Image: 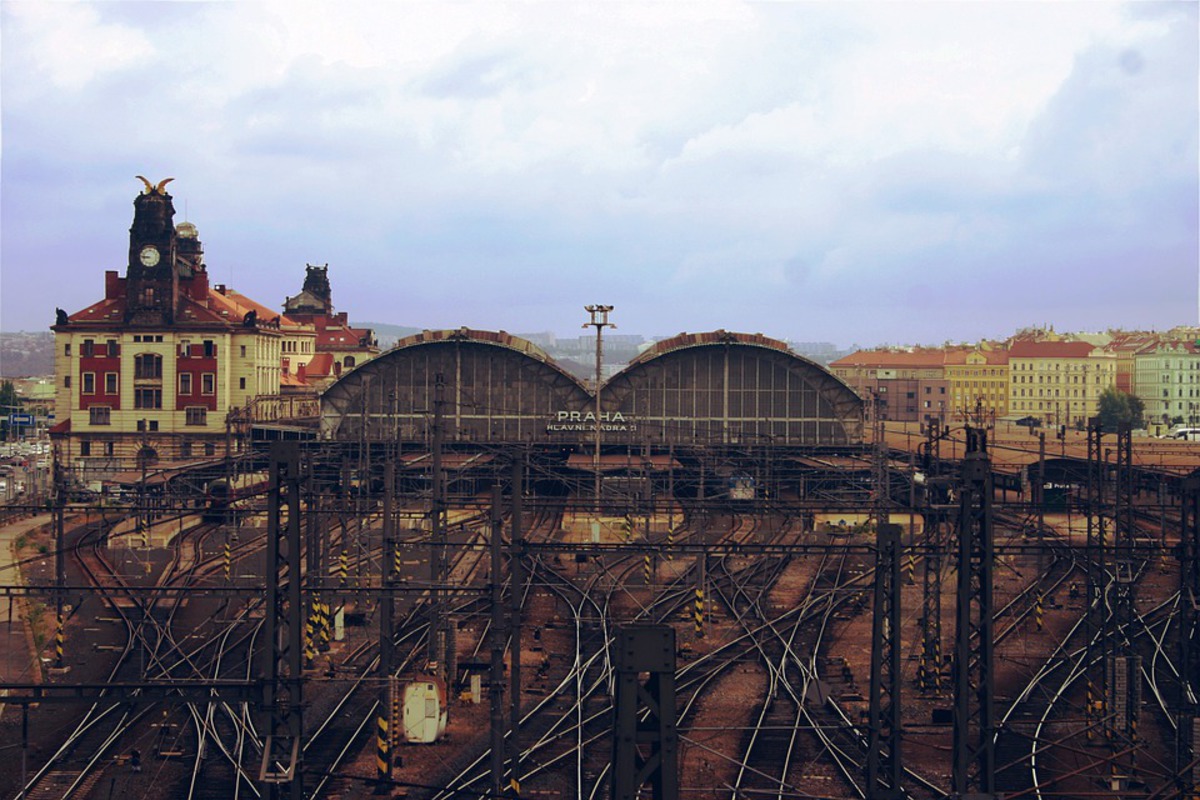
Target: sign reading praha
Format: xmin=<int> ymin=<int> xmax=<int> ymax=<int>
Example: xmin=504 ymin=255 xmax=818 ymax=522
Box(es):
xmin=547 ymin=410 xmax=636 ymax=433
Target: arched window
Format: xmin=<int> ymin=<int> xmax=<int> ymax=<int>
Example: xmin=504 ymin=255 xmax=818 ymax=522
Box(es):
xmin=135 ymin=353 xmax=163 ymax=379
xmin=137 ymin=446 xmax=158 ymax=468
xmin=343 ymin=356 xmax=356 ymax=368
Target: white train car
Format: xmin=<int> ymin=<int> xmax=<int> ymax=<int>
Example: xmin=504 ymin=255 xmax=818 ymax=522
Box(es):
xmin=402 ymin=677 xmax=448 ymax=744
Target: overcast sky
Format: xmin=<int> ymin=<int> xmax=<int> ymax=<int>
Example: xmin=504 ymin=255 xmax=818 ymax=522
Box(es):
xmin=1 ymin=1 xmax=1196 ymax=347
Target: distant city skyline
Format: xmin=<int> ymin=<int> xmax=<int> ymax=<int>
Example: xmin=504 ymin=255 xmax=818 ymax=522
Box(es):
xmin=2 ymin=2 xmax=1196 ymax=345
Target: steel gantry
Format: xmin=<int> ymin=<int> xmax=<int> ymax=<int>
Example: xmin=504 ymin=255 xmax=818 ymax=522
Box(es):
xmin=918 ymin=420 xmax=948 ymax=692
xmin=1179 ymin=474 xmax=1200 ymax=797
xmin=259 ymin=442 xmax=304 ymax=798
xmin=867 ymin=522 xmax=904 ymax=799
xmin=611 ymin=624 xmax=678 ymax=800
xmin=952 ymin=426 xmax=997 ymax=799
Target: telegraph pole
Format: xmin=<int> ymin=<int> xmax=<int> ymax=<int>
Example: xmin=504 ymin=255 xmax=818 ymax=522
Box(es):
xmin=583 ymin=305 xmax=614 ymax=514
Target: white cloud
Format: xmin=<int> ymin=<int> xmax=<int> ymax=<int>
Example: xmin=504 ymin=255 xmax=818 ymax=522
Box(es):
xmin=1 ymin=1 xmax=1194 ymax=343
xmin=5 ymin=3 xmax=154 ymax=91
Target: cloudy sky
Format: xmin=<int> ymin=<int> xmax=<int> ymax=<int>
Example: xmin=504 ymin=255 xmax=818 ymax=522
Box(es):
xmin=1 ymin=1 xmax=1196 ymax=347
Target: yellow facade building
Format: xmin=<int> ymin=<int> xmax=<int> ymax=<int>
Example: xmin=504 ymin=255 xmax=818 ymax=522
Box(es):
xmin=1008 ymin=340 xmax=1116 ymax=427
xmin=50 ymin=180 xmax=374 ymax=484
xmin=944 ymin=348 xmax=1009 ymax=422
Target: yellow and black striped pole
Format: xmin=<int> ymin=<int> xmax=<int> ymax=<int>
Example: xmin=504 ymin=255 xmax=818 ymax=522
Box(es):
xmin=1035 ymin=593 xmax=1044 ymax=632
xmin=932 ymin=639 xmax=942 ymax=690
xmin=323 ymin=600 xmax=333 ymax=649
xmin=55 ymin=613 xmax=65 ymax=666
xmin=337 ymin=550 xmax=349 ymax=586
xmin=223 ymin=542 xmax=232 ymax=580
xmin=665 ymin=526 xmax=674 ymax=560
xmin=694 ymin=588 xmax=704 ymax=637
xmin=905 ymin=549 xmax=916 ymax=585
xmin=643 ymin=553 xmax=652 ymax=584
xmin=376 ymin=711 xmax=391 ymax=782
xmin=304 ymin=610 xmax=317 ymax=668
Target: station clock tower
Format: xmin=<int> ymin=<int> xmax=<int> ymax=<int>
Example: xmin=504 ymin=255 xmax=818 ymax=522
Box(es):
xmin=125 ymin=177 xmax=180 ymax=325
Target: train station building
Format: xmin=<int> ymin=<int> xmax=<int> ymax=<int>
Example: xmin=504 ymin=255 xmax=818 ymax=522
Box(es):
xmin=50 ymin=180 xmax=378 ymax=486
xmin=319 ymin=328 xmax=866 ymax=503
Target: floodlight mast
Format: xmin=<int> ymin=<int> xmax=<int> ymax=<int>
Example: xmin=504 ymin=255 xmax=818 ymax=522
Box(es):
xmin=583 ymin=305 xmax=615 ymax=515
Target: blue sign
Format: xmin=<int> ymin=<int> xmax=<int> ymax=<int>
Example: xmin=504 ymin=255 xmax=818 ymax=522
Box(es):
xmin=8 ymin=414 xmax=34 ymax=426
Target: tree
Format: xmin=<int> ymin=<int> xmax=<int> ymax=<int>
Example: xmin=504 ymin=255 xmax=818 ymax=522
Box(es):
xmin=0 ymin=380 xmax=17 ymax=441
xmin=1097 ymin=386 xmax=1144 ymax=432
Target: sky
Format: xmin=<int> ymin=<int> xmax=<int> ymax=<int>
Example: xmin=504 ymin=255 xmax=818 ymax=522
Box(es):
xmin=1 ymin=1 xmax=1196 ymax=348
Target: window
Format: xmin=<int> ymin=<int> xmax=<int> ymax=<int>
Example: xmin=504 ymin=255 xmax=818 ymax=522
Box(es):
xmin=186 ymin=407 xmax=207 ymax=426
xmin=181 ymin=441 xmax=192 ymax=458
xmin=64 ymin=375 xmax=71 ymax=388
xmin=204 ymin=443 xmax=216 ymax=456
xmin=82 ymin=339 xmax=95 ymax=357
xmin=180 ymin=341 xmax=191 ymax=358
xmin=134 ymin=388 xmax=162 ymax=409
xmin=82 ymin=372 xmax=95 ymax=394
xmin=136 ymin=419 xmax=160 ymax=432
xmin=344 ymin=356 xmax=356 ymax=368
xmin=104 ymin=441 xmax=114 ymax=457
xmin=203 ymin=340 xmax=215 ymax=357
xmin=65 ymin=343 xmax=71 ymax=356
xmin=240 ymin=345 xmax=247 ymax=358
xmin=89 ymin=406 xmax=110 ymax=425
xmin=106 ymin=340 xmax=120 ymax=357
xmin=239 ymin=377 xmax=246 ymax=390
xmin=135 ymin=353 xmax=163 ymax=379
xmin=179 ymin=373 xmax=193 ymax=395
xmin=105 ymin=373 xmax=118 ymax=394
xmin=80 ymin=441 xmax=91 ymax=456
xmin=201 ymin=373 xmax=215 ymax=395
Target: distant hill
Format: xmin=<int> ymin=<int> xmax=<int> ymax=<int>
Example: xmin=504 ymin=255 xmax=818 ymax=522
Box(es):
xmin=353 ymin=322 xmax=422 ymax=350
xmin=0 ymin=331 xmax=54 ymax=378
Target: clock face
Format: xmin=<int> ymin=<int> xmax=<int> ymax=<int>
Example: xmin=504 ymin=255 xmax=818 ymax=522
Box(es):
xmin=139 ymin=245 xmax=160 ymax=267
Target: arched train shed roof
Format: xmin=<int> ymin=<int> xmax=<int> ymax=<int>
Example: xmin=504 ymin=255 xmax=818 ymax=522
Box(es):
xmin=320 ymin=328 xmax=591 ymax=442
xmin=321 ymin=328 xmax=863 ymax=445
xmin=605 ymin=330 xmax=863 ymax=446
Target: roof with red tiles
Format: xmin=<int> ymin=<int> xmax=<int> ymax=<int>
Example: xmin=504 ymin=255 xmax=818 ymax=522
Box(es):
xmin=66 ymin=281 xmax=304 ymax=331
xmin=1135 ymin=339 xmax=1200 ymax=356
xmin=942 ymin=349 xmax=1009 ymax=366
xmin=829 ymin=348 xmax=950 ymax=368
xmin=302 ymin=352 xmax=335 ymax=378
xmin=1008 ymin=340 xmax=1099 ymax=358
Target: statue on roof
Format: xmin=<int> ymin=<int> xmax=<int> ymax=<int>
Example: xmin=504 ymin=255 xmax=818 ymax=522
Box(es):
xmin=135 ymin=176 xmax=175 ymax=195
xmin=302 ymin=263 xmax=332 ymax=301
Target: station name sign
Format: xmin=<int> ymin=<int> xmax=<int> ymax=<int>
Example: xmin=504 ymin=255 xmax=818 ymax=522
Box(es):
xmin=547 ymin=410 xmax=636 ymax=433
